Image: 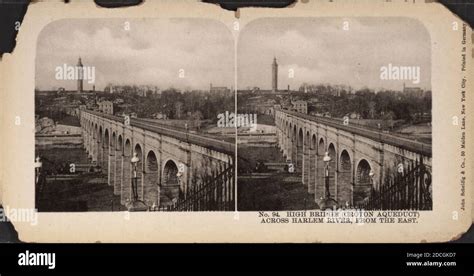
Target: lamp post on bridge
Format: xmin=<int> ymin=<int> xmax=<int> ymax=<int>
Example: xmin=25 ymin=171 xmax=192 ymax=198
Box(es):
xmin=319 ymin=151 xmax=338 ymax=210
xmin=131 ymin=153 xmax=139 ymax=202
xmin=35 ymin=156 xmax=42 ymax=185
xmin=176 ymin=171 xmax=185 ymax=200
xmin=35 ymin=156 xmax=44 ymax=206
xmin=369 ymin=169 xmax=375 ymax=208
xmin=369 ymin=169 xmax=375 ymax=188
xmin=125 ymin=152 xmax=148 ymax=211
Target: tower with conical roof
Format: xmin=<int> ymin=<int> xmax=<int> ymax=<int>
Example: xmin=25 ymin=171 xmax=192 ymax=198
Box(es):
xmin=272 ymin=57 xmax=278 ymax=93
xmin=77 ymin=57 xmax=83 ymax=92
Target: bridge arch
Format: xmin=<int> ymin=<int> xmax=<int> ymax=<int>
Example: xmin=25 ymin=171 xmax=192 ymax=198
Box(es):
xmin=144 ymin=150 xmax=159 ymax=206
xmin=122 ymin=138 xmax=132 ymax=203
xmin=114 ymin=134 xmax=124 ymax=194
xmin=133 ymin=143 xmax=144 ymax=200
xmin=339 ymin=146 xmax=353 ymax=162
xmin=94 ymin=123 xmax=98 ymax=139
xmin=315 ymin=137 xmax=326 ymax=200
xmin=297 ymin=128 xmax=304 ymax=170
xmin=106 ymin=127 xmax=111 ymax=141
xmin=98 ymin=126 xmax=104 ymax=166
xmin=161 ymin=159 xmax=182 ymax=207
xmin=104 ymin=129 xmax=109 ymax=146
xmin=301 ymin=129 xmax=310 ymax=186
xmin=328 ymin=142 xmax=336 ymax=155
xmin=117 ymin=135 xmax=123 ymax=152
xmin=318 ymin=137 xmax=325 ymax=151
xmin=354 ymin=159 xmax=373 ymax=206
xmin=109 ymin=131 xmax=117 ymax=190
xmin=327 ymin=143 xmax=337 ymax=197
xmin=282 ymin=121 xmax=290 ymax=159
xmin=111 ymin=132 xmax=116 ymax=148
xmin=103 ymin=129 xmax=110 ymax=176
xmin=338 ymin=149 xmax=352 ymax=206
xmin=124 ymin=139 xmax=132 ymax=156
xmin=291 ymin=125 xmax=297 ymax=163
xmin=306 ymin=133 xmax=318 ymax=194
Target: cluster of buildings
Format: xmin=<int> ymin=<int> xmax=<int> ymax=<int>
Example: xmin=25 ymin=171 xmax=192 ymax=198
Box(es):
xmin=210 ymin=83 xmax=231 ymax=95
xmin=97 ymin=101 xmax=114 ymax=114
xmin=291 ymin=100 xmax=307 ymax=114
xmin=104 ymin=84 xmax=160 ymax=97
xmin=402 ymin=83 xmax=428 ymax=97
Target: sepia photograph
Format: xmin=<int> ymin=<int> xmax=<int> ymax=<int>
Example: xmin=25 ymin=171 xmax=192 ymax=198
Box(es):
xmin=237 ymin=17 xmax=433 ymax=211
xmin=34 ymin=18 xmax=236 ymax=212
xmin=0 ymin=0 xmax=471 ymax=246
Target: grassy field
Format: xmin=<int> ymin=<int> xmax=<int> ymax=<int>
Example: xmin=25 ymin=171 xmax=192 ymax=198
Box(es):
xmin=36 ymin=147 xmax=124 ymax=212
xmin=237 ymin=145 xmax=318 ymax=211
xmin=394 ymin=123 xmax=432 ymax=144
xmin=238 ymin=145 xmax=284 ymax=172
xmin=38 ymin=174 xmax=124 ymax=212
xmin=256 ymin=114 xmax=275 ymax=126
xmin=238 ymin=172 xmax=318 ymax=211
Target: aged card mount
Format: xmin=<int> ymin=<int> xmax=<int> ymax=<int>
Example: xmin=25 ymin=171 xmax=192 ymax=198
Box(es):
xmin=0 ymin=1 xmax=472 ymax=242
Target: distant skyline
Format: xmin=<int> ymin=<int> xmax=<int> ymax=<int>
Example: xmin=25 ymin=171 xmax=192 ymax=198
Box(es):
xmin=238 ymin=17 xmax=431 ymax=91
xmin=36 ymin=19 xmax=234 ymax=91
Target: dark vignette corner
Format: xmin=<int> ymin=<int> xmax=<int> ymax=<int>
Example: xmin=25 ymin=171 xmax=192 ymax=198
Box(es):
xmin=0 ymin=0 xmax=473 ymax=243
xmin=1 ymin=0 xmax=473 ymax=55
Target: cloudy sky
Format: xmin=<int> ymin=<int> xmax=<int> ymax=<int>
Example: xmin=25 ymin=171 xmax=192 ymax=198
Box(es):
xmin=36 ymin=19 xmax=234 ymax=91
xmin=238 ymin=17 xmax=431 ymax=91
xmin=36 ymin=17 xmax=431 ymax=92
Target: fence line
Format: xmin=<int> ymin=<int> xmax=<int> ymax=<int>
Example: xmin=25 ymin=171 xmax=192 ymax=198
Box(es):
xmin=357 ymin=158 xmax=432 ymax=210
xmin=158 ymin=164 xmax=235 ymax=212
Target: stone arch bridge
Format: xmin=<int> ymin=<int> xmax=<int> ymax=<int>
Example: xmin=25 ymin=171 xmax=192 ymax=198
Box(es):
xmin=80 ymin=110 xmax=235 ymax=211
xmin=275 ymin=109 xmax=432 ymax=208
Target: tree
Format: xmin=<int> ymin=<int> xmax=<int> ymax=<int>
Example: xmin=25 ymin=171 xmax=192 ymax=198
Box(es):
xmin=174 ymin=101 xmax=183 ymax=119
xmin=191 ymin=111 xmax=203 ymax=130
